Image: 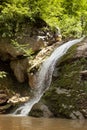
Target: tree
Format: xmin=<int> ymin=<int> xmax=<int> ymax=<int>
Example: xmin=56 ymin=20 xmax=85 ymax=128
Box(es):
xmin=0 ymin=0 xmax=87 ymax=38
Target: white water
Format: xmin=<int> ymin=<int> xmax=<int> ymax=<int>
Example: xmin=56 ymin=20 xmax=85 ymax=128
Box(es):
xmin=13 ymin=37 xmax=84 ymax=116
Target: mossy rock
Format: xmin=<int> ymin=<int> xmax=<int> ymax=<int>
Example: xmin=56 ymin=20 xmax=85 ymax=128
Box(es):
xmin=42 ymin=43 xmax=87 ymax=119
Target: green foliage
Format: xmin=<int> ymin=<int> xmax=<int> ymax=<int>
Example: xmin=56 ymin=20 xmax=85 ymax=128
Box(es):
xmin=44 ymin=0 xmax=87 ymax=38
xmin=0 ymin=0 xmax=30 ymax=37
xmin=11 ymin=40 xmax=33 ymax=57
xmin=0 ymin=71 xmax=7 ymax=78
xmin=60 ymin=0 xmax=87 ymax=37
xmin=57 ymin=16 xmax=82 ymax=38
xmin=0 ymin=0 xmax=87 ymax=38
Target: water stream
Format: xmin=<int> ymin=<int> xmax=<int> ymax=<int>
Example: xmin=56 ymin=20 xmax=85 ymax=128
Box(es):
xmin=13 ymin=37 xmax=84 ymax=116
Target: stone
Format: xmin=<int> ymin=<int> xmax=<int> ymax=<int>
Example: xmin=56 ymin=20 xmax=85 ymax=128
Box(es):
xmin=29 ymin=102 xmax=53 ymax=117
xmin=0 ymin=94 xmax=8 ymax=105
xmin=28 ymin=42 xmax=62 ymax=88
xmin=76 ymin=42 xmax=87 ymax=58
xmin=0 ymin=37 xmax=23 ymax=60
xmin=0 ymin=90 xmax=11 ymax=113
xmin=80 ymin=70 xmax=87 ymax=76
xmin=70 ymin=111 xmax=84 ymax=119
xmin=28 ymin=72 xmax=38 ymax=88
xmin=8 ymin=94 xmax=29 ymax=104
xmin=80 ymin=70 xmax=87 ymax=80
xmin=10 ymin=59 xmax=29 ymax=83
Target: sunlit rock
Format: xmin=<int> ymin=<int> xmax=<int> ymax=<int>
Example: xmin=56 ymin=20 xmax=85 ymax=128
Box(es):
xmin=8 ymin=94 xmax=29 ymax=104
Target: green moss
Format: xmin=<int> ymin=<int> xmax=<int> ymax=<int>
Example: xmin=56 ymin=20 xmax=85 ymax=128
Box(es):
xmin=59 ymin=44 xmax=78 ymax=64
xmin=44 ymin=89 xmax=77 ymax=118
xmin=53 ymin=57 xmax=87 ymax=90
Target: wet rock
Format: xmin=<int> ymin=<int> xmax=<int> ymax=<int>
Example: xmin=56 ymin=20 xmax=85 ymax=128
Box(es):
xmin=29 ymin=102 xmax=53 ymax=117
xmin=29 ymin=43 xmax=61 ymax=70
xmin=28 ymin=42 xmax=62 ymax=88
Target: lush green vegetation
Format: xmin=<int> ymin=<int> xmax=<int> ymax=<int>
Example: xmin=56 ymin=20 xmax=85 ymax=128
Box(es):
xmin=0 ymin=0 xmax=87 ymax=38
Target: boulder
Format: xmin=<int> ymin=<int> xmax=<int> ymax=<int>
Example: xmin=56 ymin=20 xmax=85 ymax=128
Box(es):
xmin=29 ymin=102 xmax=53 ymax=117
xmin=10 ymin=58 xmax=29 ymax=83
xmin=0 ymin=38 xmax=22 ymax=60
xmin=75 ymin=41 xmax=87 ymax=58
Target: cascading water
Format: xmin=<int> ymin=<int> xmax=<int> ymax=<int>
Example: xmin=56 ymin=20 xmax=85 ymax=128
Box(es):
xmin=13 ymin=37 xmax=84 ymax=116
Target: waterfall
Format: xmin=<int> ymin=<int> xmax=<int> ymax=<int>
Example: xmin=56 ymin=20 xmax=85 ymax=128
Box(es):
xmin=13 ymin=37 xmax=84 ymax=116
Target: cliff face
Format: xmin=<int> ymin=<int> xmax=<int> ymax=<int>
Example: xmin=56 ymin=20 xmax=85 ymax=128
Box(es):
xmin=0 ymin=21 xmax=87 ymax=118
xmin=30 ymin=38 xmax=87 ymax=119
xmin=0 ymin=23 xmax=61 ymax=113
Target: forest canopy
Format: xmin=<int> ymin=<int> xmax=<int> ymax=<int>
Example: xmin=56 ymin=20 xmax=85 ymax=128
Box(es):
xmin=0 ymin=0 xmax=87 ymax=38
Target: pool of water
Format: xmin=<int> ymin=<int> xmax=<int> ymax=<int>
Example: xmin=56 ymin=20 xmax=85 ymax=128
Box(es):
xmin=0 ymin=115 xmax=87 ymax=130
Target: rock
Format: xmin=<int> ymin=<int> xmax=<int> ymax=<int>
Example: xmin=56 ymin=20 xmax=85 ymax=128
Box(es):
xmin=36 ymin=37 xmax=87 ymax=119
xmin=8 ymin=94 xmax=29 ymax=104
xmin=0 ymin=104 xmax=11 ymax=114
xmin=0 ymin=90 xmax=11 ymax=113
xmin=15 ymin=24 xmax=62 ymax=51
xmin=76 ymin=42 xmax=87 ymax=58
xmin=28 ymin=72 xmax=38 ymax=88
xmin=0 ymin=23 xmax=61 ymax=63
xmin=29 ymin=42 xmax=61 ymax=71
xmin=29 ymin=102 xmax=53 ymax=117
xmin=53 ymin=67 xmax=59 ymax=77
xmin=29 ymin=36 xmax=45 ymax=51
xmin=28 ymin=42 xmax=62 ymax=88
xmin=10 ymin=58 xmax=29 ymax=83
xmin=0 ymin=37 xmax=23 ymax=60
xmin=0 ymin=94 xmax=8 ymax=105
xmin=80 ymin=70 xmax=87 ymax=80
xmin=52 ymin=26 xmax=62 ymax=42
xmin=80 ymin=70 xmax=87 ymax=75
xmin=70 ymin=111 xmax=84 ymax=119
xmin=17 ymin=35 xmax=45 ymax=52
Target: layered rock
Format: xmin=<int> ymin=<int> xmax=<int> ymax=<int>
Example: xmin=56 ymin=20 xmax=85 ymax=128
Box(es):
xmin=0 ymin=90 xmax=11 ymax=113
